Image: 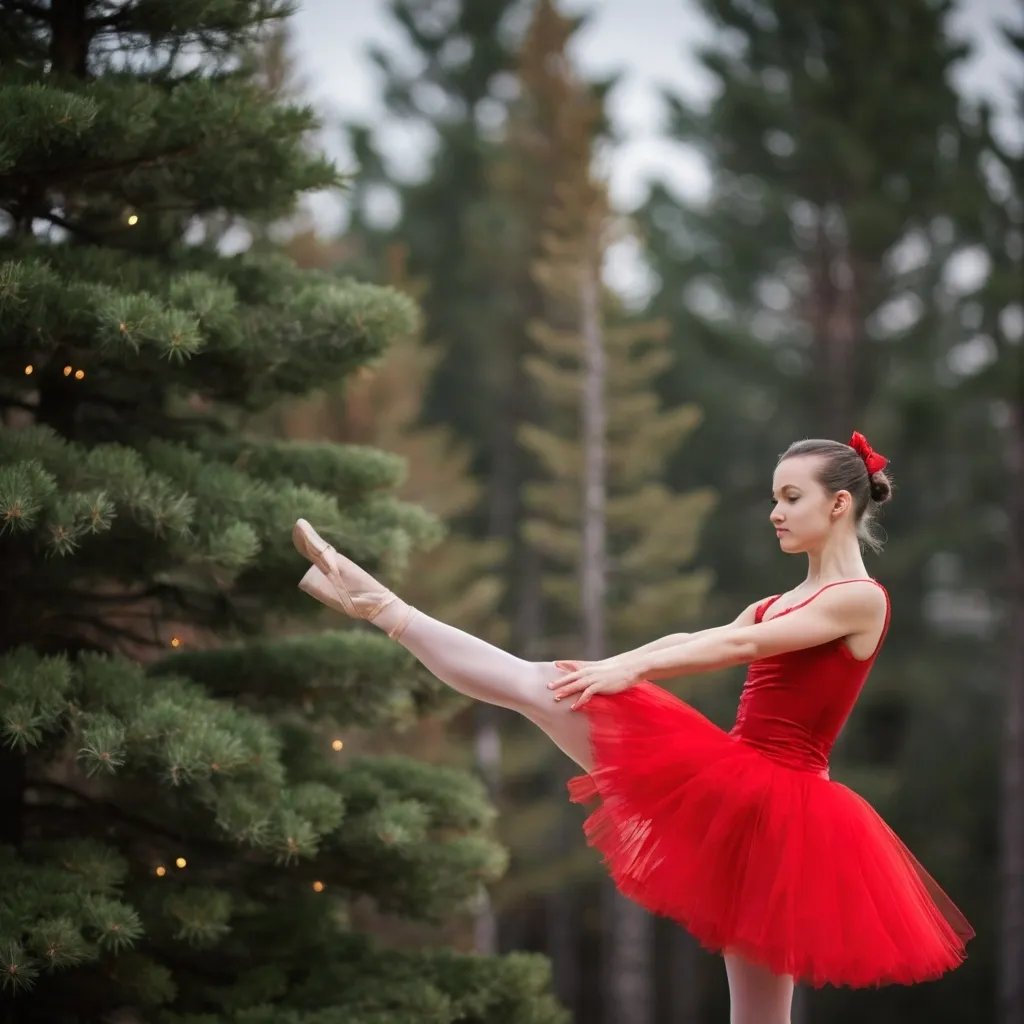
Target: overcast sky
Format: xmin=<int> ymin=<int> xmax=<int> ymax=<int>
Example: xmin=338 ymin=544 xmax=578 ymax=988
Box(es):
xmin=285 ymin=0 xmax=1023 ymax=293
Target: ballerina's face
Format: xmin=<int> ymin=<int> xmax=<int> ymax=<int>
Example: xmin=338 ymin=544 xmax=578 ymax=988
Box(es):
xmin=769 ymin=455 xmax=852 ymax=554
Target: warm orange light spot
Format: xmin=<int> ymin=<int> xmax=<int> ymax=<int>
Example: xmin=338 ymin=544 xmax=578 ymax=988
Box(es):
xmin=175 ymin=857 xmax=187 ymax=869
xmin=155 ymin=866 xmax=166 ymax=877
xmin=331 ymin=739 xmax=343 ymax=751
xmin=312 ymin=881 xmax=324 ymax=892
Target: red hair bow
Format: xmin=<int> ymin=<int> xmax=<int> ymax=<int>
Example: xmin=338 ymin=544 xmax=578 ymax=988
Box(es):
xmin=849 ymin=431 xmax=887 ymax=474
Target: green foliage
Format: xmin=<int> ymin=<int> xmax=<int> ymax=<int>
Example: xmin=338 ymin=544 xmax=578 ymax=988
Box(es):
xmin=522 ymin=307 xmax=716 ymax=647
xmin=0 ymin=3 xmax=563 ymax=1022
xmin=155 ymin=933 xmax=566 ymax=1024
xmin=341 ymin=0 xmax=527 ymax=450
xmin=640 ymin=0 xmax=979 ymax=601
xmin=513 ymin=7 xmax=713 ymax=652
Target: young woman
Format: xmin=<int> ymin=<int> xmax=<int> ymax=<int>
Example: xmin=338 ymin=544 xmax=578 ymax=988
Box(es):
xmin=291 ymin=432 xmax=973 ymax=1024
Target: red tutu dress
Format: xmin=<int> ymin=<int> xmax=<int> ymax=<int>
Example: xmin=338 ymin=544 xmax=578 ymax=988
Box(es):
xmin=568 ymin=580 xmax=974 ymax=988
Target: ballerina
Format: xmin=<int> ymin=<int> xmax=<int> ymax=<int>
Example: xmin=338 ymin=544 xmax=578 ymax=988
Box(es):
xmin=292 ymin=431 xmax=972 ymax=1024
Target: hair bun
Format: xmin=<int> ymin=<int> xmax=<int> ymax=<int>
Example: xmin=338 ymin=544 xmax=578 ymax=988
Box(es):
xmin=869 ymin=471 xmax=892 ymax=505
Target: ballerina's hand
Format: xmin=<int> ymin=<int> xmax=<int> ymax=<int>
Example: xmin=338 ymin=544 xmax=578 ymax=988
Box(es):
xmin=548 ymin=658 xmax=642 ymax=710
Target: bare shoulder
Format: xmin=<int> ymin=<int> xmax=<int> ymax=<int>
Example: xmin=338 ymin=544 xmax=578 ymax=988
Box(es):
xmin=818 ymin=579 xmax=888 ymax=625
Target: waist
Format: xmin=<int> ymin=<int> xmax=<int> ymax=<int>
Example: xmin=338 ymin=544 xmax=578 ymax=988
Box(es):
xmin=728 ymin=721 xmax=831 ymax=779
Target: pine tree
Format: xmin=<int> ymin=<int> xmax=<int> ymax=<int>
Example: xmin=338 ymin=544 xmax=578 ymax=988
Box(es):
xmin=523 ymin=273 xmax=715 ymax=653
xmin=275 ymin=228 xmax=511 ymax=957
xmin=343 ymin=0 xmax=523 ymax=452
xmin=344 ymin=0 xmax=610 ymax=657
xmin=521 ymin=178 xmax=713 ymax=658
xmin=515 ymin=23 xmax=713 ymax=1024
xmin=338 ymin=2 xmax=548 ymax=967
xmin=473 ymin=3 xmax=603 ymax=1011
xmin=277 ymin=238 xmax=507 ymax=649
xmin=640 ymin=0 xmax=978 ymax=608
xmin=0 ymin=4 xmax=566 ymax=1022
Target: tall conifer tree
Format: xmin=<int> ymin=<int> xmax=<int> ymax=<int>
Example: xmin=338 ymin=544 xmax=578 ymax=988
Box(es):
xmin=515 ymin=7 xmax=713 ymax=1021
xmin=0 ymin=4 xmax=565 ymax=1021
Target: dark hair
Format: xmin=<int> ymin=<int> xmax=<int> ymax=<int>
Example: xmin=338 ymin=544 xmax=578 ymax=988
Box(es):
xmin=778 ymin=438 xmax=893 ymax=554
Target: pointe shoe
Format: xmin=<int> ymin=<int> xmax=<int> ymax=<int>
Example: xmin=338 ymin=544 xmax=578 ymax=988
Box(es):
xmin=298 ymin=565 xmax=349 ymax=616
xmin=299 ymin=564 xmax=403 ymax=623
xmin=292 ymin=519 xmax=416 ymax=640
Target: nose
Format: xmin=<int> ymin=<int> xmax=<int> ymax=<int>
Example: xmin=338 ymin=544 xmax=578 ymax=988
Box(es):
xmin=770 ymin=509 xmax=784 ymax=525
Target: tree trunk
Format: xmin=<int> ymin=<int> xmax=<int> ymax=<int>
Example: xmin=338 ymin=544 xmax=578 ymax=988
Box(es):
xmin=545 ymin=829 xmax=580 ymax=1012
xmin=665 ymin=926 xmax=700 ymax=1022
xmin=791 ymin=982 xmax=809 ymax=1024
xmin=809 ymin=214 xmax=858 ymax=439
xmin=1001 ymin=399 xmax=1024 ymax=1024
xmin=798 ymin=214 xmax=867 ymax=1024
xmin=475 ymin=298 xmax=526 ymax=955
xmin=603 ymin=887 xmax=656 ymax=1024
xmin=579 ymin=263 xmax=607 ymax=665
xmin=473 ymin=361 xmax=512 ymax=955
xmin=49 ymin=0 xmax=91 ymax=78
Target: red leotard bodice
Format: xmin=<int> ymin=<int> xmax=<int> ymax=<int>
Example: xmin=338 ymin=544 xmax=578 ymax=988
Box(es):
xmin=729 ymin=580 xmax=891 ymax=778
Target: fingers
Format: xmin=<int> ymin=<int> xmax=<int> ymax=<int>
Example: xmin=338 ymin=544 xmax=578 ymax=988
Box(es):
xmin=572 ymin=683 xmax=601 ymax=710
xmin=549 ymin=666 xmax=585 ymax=691
xmin=552 ymin=676 xmax=591 ymax=700
xmin=549 ymin=662 xmax=612 ymax=705
xmin=552 ymin=660 xmax=591 ymax=680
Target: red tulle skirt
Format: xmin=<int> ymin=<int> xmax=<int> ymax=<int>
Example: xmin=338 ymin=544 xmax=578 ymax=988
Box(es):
xmin=568 ymin=682 xmax=974 ymax=988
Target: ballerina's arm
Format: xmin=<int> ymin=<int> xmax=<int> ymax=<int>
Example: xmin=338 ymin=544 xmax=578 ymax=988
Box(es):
xmin=550 ymin=582 xmax=886 ymax=708
xmin=583 ymin=598 xmax=766 ymax=663
xmin=637 ymin=582 xmax=885 ymax=677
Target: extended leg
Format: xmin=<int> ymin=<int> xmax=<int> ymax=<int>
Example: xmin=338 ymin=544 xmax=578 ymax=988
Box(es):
xmin=724 ymin=952 xmax=794 ymax=1024
xmin=387 ymin=606 xmax=593 ymax=769
xmin=293 ymin=531 xmax=594 ymax=770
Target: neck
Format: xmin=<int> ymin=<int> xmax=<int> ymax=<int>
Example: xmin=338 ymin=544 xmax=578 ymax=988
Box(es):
xmin=804 ymin=532 xmax=868 ymax=584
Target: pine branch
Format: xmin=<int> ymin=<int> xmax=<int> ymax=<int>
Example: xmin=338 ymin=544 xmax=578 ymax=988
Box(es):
xmin=49 ymin=611 xmax=158 ymax=651
xmin=28 ymin=779 xmax=240 ymax=857
xmin=35 ymin=210 xmax=102 ymax=244
xmin=2 ymin=141 xmax=207 ymax=196
xmin=48 ymin=586 xmax=163 ymax=606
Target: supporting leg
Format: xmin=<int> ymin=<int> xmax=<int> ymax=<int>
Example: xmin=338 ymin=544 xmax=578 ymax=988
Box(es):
xmin=724 ymin=952 xmax=794 ymax=1024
